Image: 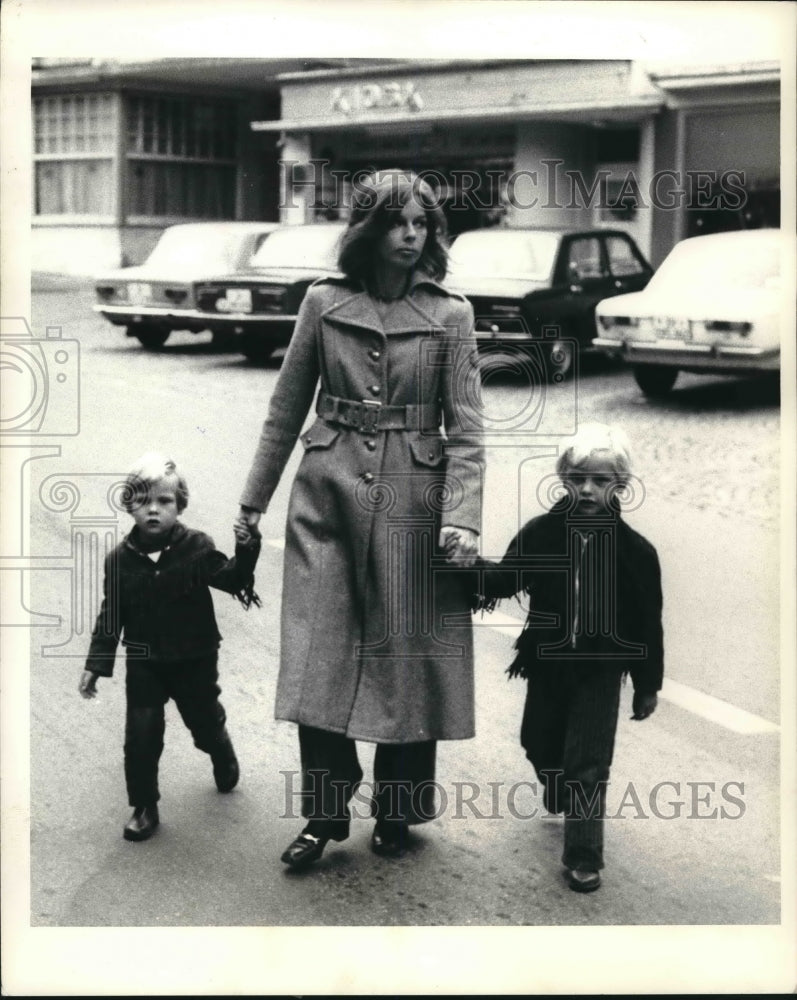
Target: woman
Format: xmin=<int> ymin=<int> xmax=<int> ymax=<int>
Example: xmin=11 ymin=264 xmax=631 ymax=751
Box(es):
xmin=237 ymin=170 xmax=485 ymax=868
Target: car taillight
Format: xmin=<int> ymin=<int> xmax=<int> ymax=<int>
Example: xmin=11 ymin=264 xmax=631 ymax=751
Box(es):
xmin=96 ymin=285 xmax=122 ymax=301
xmin=704 ymin=321 xmax=752 ymax=337
xmin=599 ymin=315 xmax=639 ymax=329
xmin=164 ymin=288 xmax=188 ymax=304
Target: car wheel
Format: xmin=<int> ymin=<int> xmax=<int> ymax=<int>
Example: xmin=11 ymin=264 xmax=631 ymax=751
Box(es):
xmin=546 ymin=339 xmax=575 ymax=383
xmin=240 ymin=334 xmax=275 ymax=363
xmin=633 ymin=365 xmax=679 ymax=397
xmin=130 ymin=325 xmax=170 ymax=350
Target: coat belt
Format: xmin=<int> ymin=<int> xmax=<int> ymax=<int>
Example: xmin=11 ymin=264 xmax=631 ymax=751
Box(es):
xmin=317 ymin=392 xmax=441 ymax=434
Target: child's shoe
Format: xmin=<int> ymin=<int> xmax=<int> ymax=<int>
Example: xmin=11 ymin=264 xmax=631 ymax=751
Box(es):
xmin=211 ymin=730 xmax=240 ymax=792
xmin=123 ymin=804 xmax=159 ymax=842
xmin=565 ymin=868 xmax=601 ymax=892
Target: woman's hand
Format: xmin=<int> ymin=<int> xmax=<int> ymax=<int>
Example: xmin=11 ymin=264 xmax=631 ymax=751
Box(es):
xmin=439 ymin=525 xmax=479 ymax=567
xmin=237 ymin=506 xmax=262 ymax=531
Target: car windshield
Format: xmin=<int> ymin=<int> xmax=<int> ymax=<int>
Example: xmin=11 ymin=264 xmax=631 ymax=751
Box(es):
xmin=145 ymin=227 xmax=254 ymax=271
xmin=447 ymin=230 xmax=560 ymax=280
xmin=250 ymin=225 xmax=344 ymax=269
xmin=649 ymin=235 xmax=781 ymax=291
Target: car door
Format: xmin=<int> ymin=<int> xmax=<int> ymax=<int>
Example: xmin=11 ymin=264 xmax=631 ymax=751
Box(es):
xmin=556 ymin=235 xmax=615 ymax=346
xmin=603 ymin=233 xmax=653 ymax=297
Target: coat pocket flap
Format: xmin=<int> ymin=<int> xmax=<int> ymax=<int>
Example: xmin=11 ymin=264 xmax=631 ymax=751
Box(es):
xmin=301 ymin=419 xmax=341 ymax=451
xmin=408 ymin=433 xmax=445 ymax=467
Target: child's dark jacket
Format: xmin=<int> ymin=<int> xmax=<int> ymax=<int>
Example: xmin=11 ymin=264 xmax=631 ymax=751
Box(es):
xmin=475 ymin=500 xmax=663 ymax=693
xmin=86 ymin=522 xmax=260 ymax=676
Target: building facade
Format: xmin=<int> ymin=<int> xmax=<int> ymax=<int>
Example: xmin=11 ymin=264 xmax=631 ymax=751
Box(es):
xmin=31 ymin=58 xmax=780 ymax=273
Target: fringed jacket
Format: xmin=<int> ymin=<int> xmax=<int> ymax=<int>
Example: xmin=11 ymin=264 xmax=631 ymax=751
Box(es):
xmin=86 ymin=522 xmax=260 ymax=675
xmin=475 ymin=500 xmax=664 ymax=693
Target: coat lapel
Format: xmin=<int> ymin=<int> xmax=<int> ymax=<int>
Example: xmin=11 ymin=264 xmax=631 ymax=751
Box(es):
xmin=320 ymin=273 xmax=450 ymax=336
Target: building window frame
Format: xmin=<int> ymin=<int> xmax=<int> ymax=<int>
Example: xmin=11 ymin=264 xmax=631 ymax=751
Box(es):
xmin=124 ymin=92 xmax=240 ymax=223
xmin=33 ymin=91 xmax=118 ymax=221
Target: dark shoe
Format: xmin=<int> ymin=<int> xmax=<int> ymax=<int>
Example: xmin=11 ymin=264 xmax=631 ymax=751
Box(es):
xmin=123 ymin=805 xmax=159 ymax=842
xmin=566 ymin=868 xmax=601 ymax=893
xmin=280 ymin=828 xmax=328 ymax=869
xmin=371 ymin=822 xmax=409 ymax=858
xmin=211 ymin=731 xmax=239 ymax=793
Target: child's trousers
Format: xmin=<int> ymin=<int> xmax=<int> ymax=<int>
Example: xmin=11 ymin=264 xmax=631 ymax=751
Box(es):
xmin=520 ymin=663 xmax=623 ymax=871
xmin=124 ymin=653 xmax=228 ymax=807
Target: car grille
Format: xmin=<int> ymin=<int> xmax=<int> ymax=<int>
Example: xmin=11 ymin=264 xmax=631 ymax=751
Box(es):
xmin=196 ymin=283 xmax=288 ymax=314
xmin=466 ymin=295 xmax=528 ymax=335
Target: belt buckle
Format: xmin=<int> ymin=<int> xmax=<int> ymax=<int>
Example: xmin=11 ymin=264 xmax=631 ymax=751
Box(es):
xmin=358 ymin=399 xmax=381 ymax=433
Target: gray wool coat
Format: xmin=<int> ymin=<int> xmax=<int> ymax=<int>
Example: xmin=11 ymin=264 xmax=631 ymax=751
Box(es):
xmin=240 ymin=270 xmax=486 ymax=743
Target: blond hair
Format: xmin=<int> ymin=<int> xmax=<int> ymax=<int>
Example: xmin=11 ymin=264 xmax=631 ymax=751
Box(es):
xmin=122 ymin=452 xmax=189 ymax=512
xmin=556 ymin=422 xmax=632 ymax=486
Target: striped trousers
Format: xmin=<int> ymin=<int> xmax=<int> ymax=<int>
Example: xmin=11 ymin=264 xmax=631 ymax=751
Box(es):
xmin=520 ymin=663 xmax=623 ymax=871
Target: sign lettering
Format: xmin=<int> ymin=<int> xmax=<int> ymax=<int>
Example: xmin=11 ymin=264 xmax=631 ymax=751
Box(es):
xmin=331 ymin=81 xmax=424 ymax=116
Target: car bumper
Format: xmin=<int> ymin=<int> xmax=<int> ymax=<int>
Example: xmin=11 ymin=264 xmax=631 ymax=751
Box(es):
xmin=94 ymin=304 xmax=200 ymax=327
xmin=190 ymin=311 xmax=299 ymax=326
xmin=592 ymin=336 xmax=780 ymax=372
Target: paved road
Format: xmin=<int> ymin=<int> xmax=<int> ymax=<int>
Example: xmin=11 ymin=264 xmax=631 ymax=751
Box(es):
xmin=15 ymin=279 xmax=783 ymax=938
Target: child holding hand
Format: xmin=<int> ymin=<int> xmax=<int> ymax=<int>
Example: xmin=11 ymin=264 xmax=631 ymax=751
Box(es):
xmin=475 ymin=423 xmax=663 ymax=892
xmin=79 ymin=453 xmax=261 ymax=842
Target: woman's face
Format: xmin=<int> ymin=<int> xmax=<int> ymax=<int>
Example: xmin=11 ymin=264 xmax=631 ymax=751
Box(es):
xmin=376 ymin=195 xmax=428 ymax=271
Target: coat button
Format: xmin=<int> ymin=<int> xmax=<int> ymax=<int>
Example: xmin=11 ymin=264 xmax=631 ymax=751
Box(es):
xmin=369 ymin=349 xmax=381 ymax=361
xmin=362 ymin=472 xmax=374 ymax=483
xmin=368 ymin=385 xmax=381 ymax=396
xmin=365 ymin=439 xmax=376 ymax=451
xmin=305 ymin=435 xmax=312 ymax=444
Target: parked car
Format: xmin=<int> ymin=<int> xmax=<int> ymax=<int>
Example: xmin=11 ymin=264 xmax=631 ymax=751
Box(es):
xmin=445 ymin=227 xmax=653 ymax=378
xmin=191 ymin=223 xmax=347 ymax=361
xmin=93 ymin=222 xmax=279 ymax=349
xmin=593 ymin=229 xmax=783 ymax=397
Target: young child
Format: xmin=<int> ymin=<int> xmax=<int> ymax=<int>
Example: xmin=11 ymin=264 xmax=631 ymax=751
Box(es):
xmin=79 ymin=453 xmax=261 ymax=842
xmin=475 ymin=423 xmax=663 ymax=892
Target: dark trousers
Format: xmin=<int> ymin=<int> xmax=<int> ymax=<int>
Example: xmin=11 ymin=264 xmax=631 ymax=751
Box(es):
xmin=124 ymin=653 xmax=227 ymax=807
xmin=297 ymin=725 xmax=437 ymax=841
xmin=521 ymin=664 xmax=622 ymax=871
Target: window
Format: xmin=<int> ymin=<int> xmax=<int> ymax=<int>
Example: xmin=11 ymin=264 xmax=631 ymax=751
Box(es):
xmin=33 ymin=93 xmax=115 ymax=216
xmin=605 ymin=235 xmax=646 ymax=277
xmin=567 ymin=238 xmax=606 ymax=280
xmin=34 ymin=94 xmax=115 ymax=155
xmin=125 ymin=95 xmax=238 ymax=220
xmin=35 ymin=160 xmax=114 ymax=215
xmin=33 ymin=91 xmax=241 ymax=222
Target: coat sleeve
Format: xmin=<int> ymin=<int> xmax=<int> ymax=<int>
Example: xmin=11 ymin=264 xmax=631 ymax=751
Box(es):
xmin=439 ymin=297 xmax=485 ymax=535
xmin=239 ymin=287 xmax=323 ymax=512
xmin=629 ymin=545 xmax=664 ymax=694
xmin=475 ymin=532 xmax=526 ymax=608
xmin=85 ymin=553 xmax=122 ymax=677
xmin=204 ymin=535 xmax=262 ymax=607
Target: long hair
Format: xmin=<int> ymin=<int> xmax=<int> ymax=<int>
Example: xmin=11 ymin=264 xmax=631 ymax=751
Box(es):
xmin=338 ymin=169 xmax=449 ymax=283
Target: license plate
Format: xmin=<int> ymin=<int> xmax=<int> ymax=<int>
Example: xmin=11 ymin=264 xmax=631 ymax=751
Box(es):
xmin=219 ymin=288 xmax=252 ymax=314
xmin=127 ymin=282 xmax=152 ymax=305
xmin=653 ymin=316 xmax=690 ymax=340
